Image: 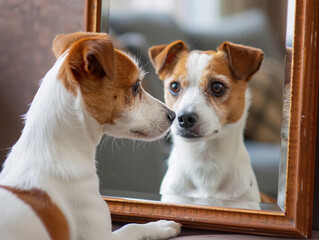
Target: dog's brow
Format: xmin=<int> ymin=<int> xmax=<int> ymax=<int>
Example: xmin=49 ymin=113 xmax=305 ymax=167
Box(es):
xmin=212 ymin=74 xmax=230 ymax=85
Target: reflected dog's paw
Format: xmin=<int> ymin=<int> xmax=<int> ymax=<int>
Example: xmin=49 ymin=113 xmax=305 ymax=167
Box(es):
xmin=145 ymin=220 xmax=181 ymax=239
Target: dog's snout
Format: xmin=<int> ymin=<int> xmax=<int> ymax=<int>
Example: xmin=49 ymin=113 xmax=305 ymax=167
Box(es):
xmin=167 ymin=109 xmax=176 ymax=122
xmin=178 ymin=112 xmax=198 ymax=129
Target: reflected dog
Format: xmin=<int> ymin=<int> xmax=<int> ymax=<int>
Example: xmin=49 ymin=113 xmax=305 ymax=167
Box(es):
xmin=0 ymin=32 xmax=180 ymax=240
xmin=149 ymin=41 xmax=264 ymax=204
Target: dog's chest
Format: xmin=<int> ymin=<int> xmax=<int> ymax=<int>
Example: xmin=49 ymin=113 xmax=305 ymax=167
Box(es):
xmin=186 ymin=158 xmax=234 ymax=191
xmin=175 ymin=149 xmax=246 ymax=199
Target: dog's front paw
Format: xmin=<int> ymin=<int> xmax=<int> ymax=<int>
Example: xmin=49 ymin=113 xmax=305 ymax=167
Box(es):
xmin=145 ymin=220 xmax=181 ymax=239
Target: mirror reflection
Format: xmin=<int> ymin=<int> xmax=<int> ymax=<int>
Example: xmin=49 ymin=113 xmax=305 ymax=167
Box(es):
xmin=97 ymin=0 xmax=293 ymax=210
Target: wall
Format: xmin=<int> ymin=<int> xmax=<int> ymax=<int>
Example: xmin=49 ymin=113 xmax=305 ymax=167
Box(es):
xmin=0 ymin=0 xmax=84 ymax=166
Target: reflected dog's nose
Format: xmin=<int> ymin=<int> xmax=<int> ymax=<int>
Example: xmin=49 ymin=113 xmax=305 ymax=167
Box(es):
xmin=167 ymin=109 xmax=176 ymax=122
xmin=178 ymin=112 xmax=198 ymax=129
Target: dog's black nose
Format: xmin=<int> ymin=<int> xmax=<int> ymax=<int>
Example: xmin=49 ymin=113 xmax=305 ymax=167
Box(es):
xmin=178 ymin=112 xmax=198 ymax=129
xmin=167 ymin=110 xmax=176 ymax=122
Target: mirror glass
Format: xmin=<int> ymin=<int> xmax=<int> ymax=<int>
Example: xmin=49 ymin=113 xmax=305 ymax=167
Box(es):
xmin=97 ymin=0 xmax=295 ymax=211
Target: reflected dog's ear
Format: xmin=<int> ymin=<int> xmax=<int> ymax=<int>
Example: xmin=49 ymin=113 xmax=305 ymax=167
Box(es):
xmin=218 ymin=41 xmax=264 ymax=81
xmin=148 ymin=40 xmax=188 ymax=75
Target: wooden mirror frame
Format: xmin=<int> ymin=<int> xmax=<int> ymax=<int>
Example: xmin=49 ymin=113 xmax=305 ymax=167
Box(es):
xmin=84 ymin=0 xmax=319 ymax=238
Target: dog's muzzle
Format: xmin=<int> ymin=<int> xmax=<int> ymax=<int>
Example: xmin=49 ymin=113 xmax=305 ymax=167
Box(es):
xmin=177 ymin=111 xmax=198 ymax=129
xmin=175 ymin=111 xmax=203 ymax=139
xmin=167 ymin=109 xmax=176 ymax=122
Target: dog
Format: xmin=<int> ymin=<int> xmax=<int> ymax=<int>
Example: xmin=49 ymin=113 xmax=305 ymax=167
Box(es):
xmin=0 ymin=32 xmax=181 ymax=240
xmin=148 ymin=40 xmax=264 ymax=205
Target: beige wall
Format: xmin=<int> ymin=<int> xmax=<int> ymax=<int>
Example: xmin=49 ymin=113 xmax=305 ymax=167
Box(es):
xmin=0 ymin=0 xmax=85 ymax=166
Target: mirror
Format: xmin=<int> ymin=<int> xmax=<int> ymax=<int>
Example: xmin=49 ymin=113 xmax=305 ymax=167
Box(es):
xmin=85 ymin=0 xmax=318 ymax=238
xmin=96 ymin=0 xmax=292 ymax=211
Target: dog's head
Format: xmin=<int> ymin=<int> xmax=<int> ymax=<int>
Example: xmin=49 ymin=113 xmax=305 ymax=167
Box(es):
xmin=149 ymin=41 xmax=263 ymax=141
xmin=53 ymin=32 xmax=175 ymax=140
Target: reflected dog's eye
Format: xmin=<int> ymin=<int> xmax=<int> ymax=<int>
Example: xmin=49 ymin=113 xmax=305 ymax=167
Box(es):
xmin=170 ymin=82 xmax=181 ymax=95
xmin=132 ymin=81 xmax=140 ymax=96
xmin=211 ymin=82 xmax=226 ymax=97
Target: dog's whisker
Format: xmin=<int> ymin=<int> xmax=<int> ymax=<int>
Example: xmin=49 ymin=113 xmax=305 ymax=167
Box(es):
xmin=138 ymin=50 xmax=143 ymax=63
xmin=132 ymin=140 xmax=136 ymax=152
xmin=97 ymin=136 xmax=108 ymax=155
xmin=104 ymin=136 xmax=109 ymax=149
xmin=165 ymin=130 xmax=172 ymax=141
xmin=114 ymin=138 xmax=121 ymax=151
xmin=142 ymin=60 xmax=151 ymax=69
xmin=111 ymin=137 xmax=117 ymax=157
xmin=98 ymin=135 xmax=109 ymax=154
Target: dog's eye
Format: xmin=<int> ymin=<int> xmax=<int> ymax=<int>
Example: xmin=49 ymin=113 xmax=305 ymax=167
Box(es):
xmin=132 ymin=81 xmax=140 ymax=96
xmin=170 ymin=82 xmax=181 ymax=95
xmin=211 ymin=82 xmax=225 ymax=97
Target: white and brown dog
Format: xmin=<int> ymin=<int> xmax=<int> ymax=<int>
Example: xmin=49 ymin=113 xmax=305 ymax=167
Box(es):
xmin=149 ymin=41 xmax=264 ymax=205
xmin=0 ymin=32 xmax=181 ymax=240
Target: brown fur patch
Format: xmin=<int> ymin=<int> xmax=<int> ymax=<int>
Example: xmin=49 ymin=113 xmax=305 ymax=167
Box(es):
xmin=162 ymin=51 xmax=189 ymax=109
xmin=0 ymin=185 xmax=70 ymax=240
xmin=218 ymin=41 xmax=264 ymax=81
xmin=148 ymin=40 xmax=188 ymax=74
xmin=201 ymin=51 xmax=247 ymax=124
xmin=57 ymin=33 xmax=114 ymax=96
xmin=53 ymin=32 xmax=108 ymax=59
xmin=54 ymin=32 xmax=141 ymax=125
xmin=79 ymin=49 xmax=139 ymax=124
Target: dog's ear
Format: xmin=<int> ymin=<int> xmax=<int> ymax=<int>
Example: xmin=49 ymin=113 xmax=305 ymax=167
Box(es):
xmin=148 ymin=40 xmax=188 ymax=75
xmin=218 ymin=42 xmax=264 ymax=81
xmin=53 ymin=32 xmax=107 ymax=59
xmin=70 ymin=37 xmax=115 ymax=81
xmin=58 ymin=36 xmax=114 ymax=95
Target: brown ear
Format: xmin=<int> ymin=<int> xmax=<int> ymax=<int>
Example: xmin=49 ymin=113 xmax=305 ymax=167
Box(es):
xmin=69 ymin=37 xmax=115 ymax=81
xmin=218 ymin=42 xmax=264 ymax=81
xmin=52 ymin=32 xmax=107 ymax=59
xmin=148 ymin=40 xmax=188 ymax=74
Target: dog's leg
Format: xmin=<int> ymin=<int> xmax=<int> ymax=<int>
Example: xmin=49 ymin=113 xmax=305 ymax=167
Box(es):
xmin=112 ymin=220 xmax=181 ymax=240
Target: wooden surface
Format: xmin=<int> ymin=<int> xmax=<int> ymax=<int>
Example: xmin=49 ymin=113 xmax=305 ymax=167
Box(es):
xmin=287 ymin=0 xmax=319 ymax=237
xmin=85 ymin=0 xmax=319 ymax=238
xmin=84 ymin=0 xmax=101 ymax=32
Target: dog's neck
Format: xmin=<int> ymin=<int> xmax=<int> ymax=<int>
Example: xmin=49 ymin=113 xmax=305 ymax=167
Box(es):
xmin=1 ymin=53 xmax=102 ymax=185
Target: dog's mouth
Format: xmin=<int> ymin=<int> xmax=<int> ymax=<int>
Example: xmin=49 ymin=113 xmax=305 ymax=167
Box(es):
xmin=176 ymin=129 xmax=203 ymax=139
xmin=176 ymin=129 xmax=220 ymax=141
xmin=130 ymin=129 xmax=147 ymax=137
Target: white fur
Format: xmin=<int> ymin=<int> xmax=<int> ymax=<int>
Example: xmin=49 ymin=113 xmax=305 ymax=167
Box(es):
xmin=160 ymin=52 xmax=260 ymax=207
xmin=0 ymin=51 xmax=180 ymax=239
xmin=103 ymin=89 xmax=172 ymax=140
